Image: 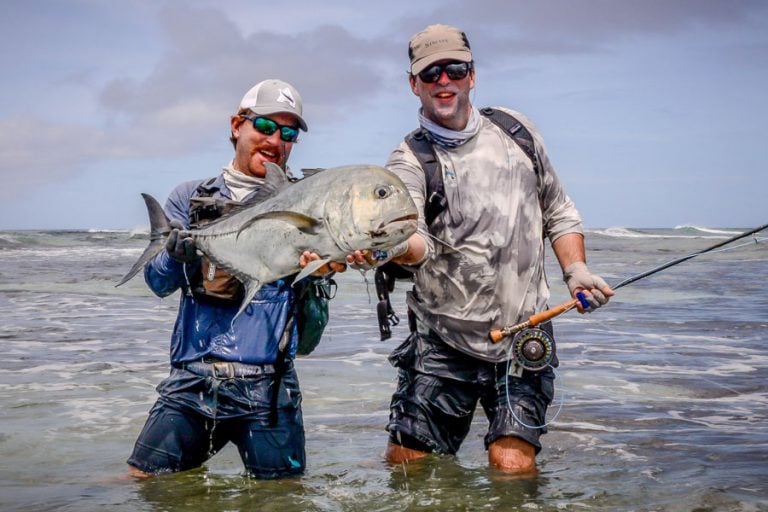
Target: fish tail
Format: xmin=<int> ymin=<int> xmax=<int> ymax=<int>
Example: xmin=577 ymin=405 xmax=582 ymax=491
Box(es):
xmin=115 ymin=193 xmax=172 ymax=287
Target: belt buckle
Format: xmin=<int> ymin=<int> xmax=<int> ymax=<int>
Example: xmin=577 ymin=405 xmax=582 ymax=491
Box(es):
xmin=212 ymin=361 xmax=235 ymax=379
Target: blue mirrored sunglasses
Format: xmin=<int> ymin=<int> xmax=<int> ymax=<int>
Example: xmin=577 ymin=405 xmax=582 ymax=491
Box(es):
xmin=239 ymin=114 xmax=299 ymax=142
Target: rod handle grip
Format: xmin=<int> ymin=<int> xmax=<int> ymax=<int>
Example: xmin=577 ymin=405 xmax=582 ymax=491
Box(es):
xmin=527 ymin=298 xmax=579 ymax=327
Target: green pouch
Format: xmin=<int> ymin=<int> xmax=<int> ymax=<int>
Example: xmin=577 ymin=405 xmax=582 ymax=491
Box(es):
xmin=295 ymin=276 xmax=337 ymax=355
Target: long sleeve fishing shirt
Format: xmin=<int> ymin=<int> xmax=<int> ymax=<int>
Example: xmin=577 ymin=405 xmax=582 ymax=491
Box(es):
xmin=386 ymin=107 xmax=583 ymax=363
xmin=143 ymin=174 xmax=299 ymax=366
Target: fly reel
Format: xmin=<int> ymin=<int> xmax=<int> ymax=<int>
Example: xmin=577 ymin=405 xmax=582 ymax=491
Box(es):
xmin=511 ymin=328 xmax=556 ymax=371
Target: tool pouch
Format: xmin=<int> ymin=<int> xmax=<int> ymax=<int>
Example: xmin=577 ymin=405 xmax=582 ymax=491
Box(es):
xmin=196 ymin=258 xmax=244 ymax=302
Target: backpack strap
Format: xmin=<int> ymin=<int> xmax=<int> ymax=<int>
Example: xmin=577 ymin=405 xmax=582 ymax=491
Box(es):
xmin=405 ymin=108 xmax=540 ymax=228
xmin=377 ymin=129 xmax=446 ymax=340
xmin=405 ymin=128 xmax=447 ymax=227
xmin=479 ymin=107 xmax=540 ymax=175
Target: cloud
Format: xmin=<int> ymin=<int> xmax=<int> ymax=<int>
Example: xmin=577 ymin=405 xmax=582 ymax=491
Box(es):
xmin=393 ymin=0 xmax=768 ymax=59
xmin=99 ymin=7 xmax=393 ymax=115
xmin=0 ymin=5 xmax=395 ymax=198
xmin=93 ymin=7 xmax=400 ymax=154
xmin=0 ymin=117 xmax=100 ymax=195
xmin=2 ymin=0 xmax=767 ymax=203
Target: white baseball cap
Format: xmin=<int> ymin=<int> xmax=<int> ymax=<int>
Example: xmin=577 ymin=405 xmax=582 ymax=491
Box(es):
xmin=238 ymin=79 xmax=307 ymax=131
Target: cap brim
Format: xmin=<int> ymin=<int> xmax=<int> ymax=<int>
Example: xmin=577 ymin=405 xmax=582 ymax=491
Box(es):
xmin=247 ymin=105 xmax=308 ymax=131
xmin=411 ymin=50 xmax=472 ymax=75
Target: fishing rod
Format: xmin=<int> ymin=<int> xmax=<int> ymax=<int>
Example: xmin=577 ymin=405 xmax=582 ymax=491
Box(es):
xmin=489 ymin=222 xmax=768 ymax=344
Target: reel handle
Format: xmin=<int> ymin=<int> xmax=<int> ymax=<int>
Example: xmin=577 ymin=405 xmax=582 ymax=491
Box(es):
xmin=489 ymin=328 xmax=510 ymax=343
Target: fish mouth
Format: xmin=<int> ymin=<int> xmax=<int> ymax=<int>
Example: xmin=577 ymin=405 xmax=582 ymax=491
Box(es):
xmin=370 ymin=211 xmax=418 ymax=237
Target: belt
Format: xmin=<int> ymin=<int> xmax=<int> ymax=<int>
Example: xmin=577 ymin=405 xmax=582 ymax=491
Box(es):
xmin=180 ymin=359 xmax=283 ymax=379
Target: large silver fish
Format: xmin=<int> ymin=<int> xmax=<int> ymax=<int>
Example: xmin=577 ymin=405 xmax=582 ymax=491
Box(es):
xmin=117 ymin=163 xmax=418 ymax=315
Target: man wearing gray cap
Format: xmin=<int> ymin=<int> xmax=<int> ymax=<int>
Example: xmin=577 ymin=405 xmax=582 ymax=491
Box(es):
xmin=378 ymin=24 xmax=614 ymax=473
xmin=126 ymin=79 xmax=346 ymax=479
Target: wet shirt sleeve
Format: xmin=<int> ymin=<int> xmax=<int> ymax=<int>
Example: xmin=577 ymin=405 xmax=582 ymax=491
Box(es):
xmin=385 ymin=143 xmax=436 ymax=265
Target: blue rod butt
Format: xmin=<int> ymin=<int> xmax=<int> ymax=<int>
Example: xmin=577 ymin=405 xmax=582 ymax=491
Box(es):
xmin=576 ymin=292 xmax=590 ymax=309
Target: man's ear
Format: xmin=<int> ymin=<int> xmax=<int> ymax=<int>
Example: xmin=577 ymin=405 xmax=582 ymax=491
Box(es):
xmin=409 ymin=74 xmax=419 ymax=96
xmin=469 ymin=68 xmax=476 ymax=89
xmin=230 ymin=115 xmax=244 ymax=140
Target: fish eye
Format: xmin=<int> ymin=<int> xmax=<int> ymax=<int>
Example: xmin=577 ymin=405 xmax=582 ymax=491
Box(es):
xmin=374 ymin=185 xmax=391 ymax=199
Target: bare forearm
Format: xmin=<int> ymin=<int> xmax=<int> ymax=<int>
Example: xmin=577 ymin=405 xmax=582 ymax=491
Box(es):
xmin=551 ymin=232 xmax=586 ymax=271
xmin=391 ymin=233 xmax=428 ymax=266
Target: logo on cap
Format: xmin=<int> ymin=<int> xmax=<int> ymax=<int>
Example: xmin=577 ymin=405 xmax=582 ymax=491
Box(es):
xmin=277 ymin=87 xmax=296 ymax=108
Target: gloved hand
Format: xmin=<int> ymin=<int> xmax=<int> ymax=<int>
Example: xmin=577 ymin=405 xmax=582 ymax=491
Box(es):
xmin=165 ymin=220 xmax=198 ymax=263
xmin=563 ymin=262 xmax=613 ymax=311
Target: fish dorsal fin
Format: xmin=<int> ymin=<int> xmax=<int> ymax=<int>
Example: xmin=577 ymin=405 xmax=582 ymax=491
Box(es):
xmin=299 ymin=167 xmax=324 ymax=179
xmin=237 ymin=210 xmax=322 ymax=238
xmin=240 ymin=162 xmax=290 ymax=205
xmin=264 ymin=162 xmax=290 ymax=187
xmin=190 ymin=165 xmax=291 ymax=228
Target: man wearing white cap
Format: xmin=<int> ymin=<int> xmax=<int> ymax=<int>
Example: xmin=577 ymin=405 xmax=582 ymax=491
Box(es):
xmin=378 ymin=24 xmax=614 ymax=474
xmin=126 ymin=79 xmax=347 ymax=479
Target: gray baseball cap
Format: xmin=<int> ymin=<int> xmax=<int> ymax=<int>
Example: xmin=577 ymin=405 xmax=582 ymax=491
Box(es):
xmin=238 ymin=79 xmax=308 ymax=131
xmin=408 ymin=24 xmax=473 ymax=75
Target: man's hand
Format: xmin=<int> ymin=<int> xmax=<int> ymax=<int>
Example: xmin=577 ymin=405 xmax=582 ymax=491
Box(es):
xmin=165 ymin=220 xmax=198 ymax=263
xmin=299 ymin=251 xmax=348 ymax=276
xmin=345 ymin=241 xmax=410 ymax=272
xmin=563 ymin=262 xmax=614 ymax=312
xmin=345 ymin=250 xmax=374 ymax=271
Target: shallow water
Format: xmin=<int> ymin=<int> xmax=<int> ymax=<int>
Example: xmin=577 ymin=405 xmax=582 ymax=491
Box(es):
xmin=0 ymin=227 xmax=766 ymax=511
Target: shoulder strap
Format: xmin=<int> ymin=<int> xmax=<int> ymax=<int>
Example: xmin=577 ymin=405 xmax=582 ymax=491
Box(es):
xmin=193 ymin=177 xmax=219 ymax=198
xmin=405 ymin=108 xmax=541 ymax=227
xmin=479 ymin=107 xmax=540 ymax=175
xmin=380 ymin=110 xmax=544 ymax=341
xmin=404 ymin=128 xmax=447 ymax=227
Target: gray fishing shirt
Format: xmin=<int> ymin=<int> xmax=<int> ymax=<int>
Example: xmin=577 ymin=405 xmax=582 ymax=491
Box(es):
xmin=386 ymin=107 xmax=583 ymax=362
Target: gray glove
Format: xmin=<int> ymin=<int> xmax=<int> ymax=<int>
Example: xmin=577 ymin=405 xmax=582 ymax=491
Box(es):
xmin=165 ymin=220 xmax=198 ymax=263
xmin=563 ymin=262 xmax=611 ymax=311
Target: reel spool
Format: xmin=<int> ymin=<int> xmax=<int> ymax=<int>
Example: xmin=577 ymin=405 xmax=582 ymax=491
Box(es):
xmin=511 ymin=328 xmax=556 ymax=371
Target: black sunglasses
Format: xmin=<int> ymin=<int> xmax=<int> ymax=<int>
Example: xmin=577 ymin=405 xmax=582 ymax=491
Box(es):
xmin=239 ymin=114 xmax=299 ymax=142
xmin=417 ymin=61 xmax=472 ymax=83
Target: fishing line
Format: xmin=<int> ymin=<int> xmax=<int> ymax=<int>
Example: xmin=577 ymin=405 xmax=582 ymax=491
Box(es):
xmin=490 ymin=223 xmax=768 ymax=343
xmin=422 ymin=231 xmax=471 ymax=257
xmin=496 ymin=224 xmax=768 ymax=428
xmin=609 ymin=223 xmax=768 ymax=291
xmin=693 ymin=236 xmax=766 ymax=256
xmin=503 ymin=351 xmax=564 ymax=430
xmin=359 ymin=269 xmax=374 ymax=304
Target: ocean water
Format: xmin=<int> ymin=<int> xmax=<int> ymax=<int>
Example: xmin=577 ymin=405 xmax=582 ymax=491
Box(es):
xmin=0 ymin=226 xmax=766 ymax=511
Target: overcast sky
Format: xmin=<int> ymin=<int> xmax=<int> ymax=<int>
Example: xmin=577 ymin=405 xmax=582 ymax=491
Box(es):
xmin=1 ymin=0 xmax=766 ymax=230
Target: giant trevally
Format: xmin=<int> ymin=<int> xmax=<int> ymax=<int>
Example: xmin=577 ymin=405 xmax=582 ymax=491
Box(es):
xmin=117 ymin=163 xmax=418 ymax=315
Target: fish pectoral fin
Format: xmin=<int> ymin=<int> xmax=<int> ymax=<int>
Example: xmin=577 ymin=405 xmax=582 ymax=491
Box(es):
xmin=293 ymin=258 xmax=332 ymax=283
xmin=236 ymin=211 xmax=322 ymax=238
